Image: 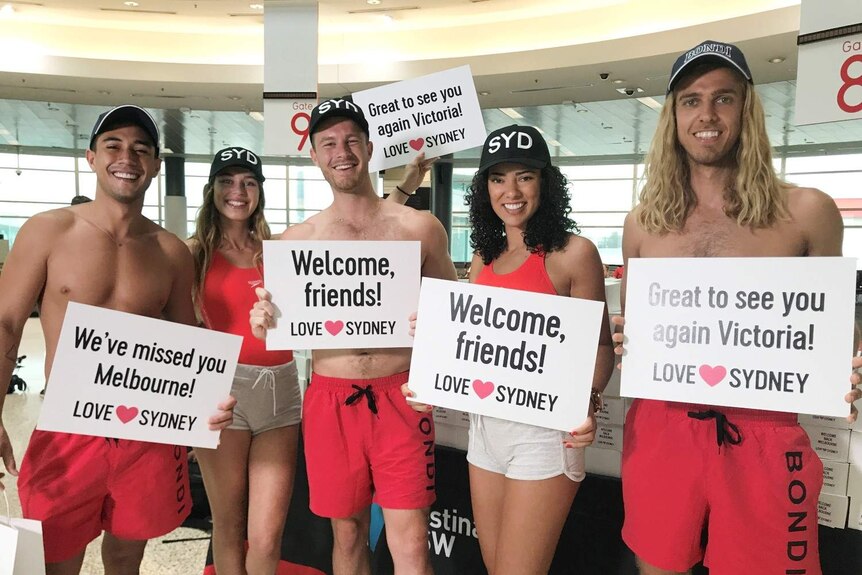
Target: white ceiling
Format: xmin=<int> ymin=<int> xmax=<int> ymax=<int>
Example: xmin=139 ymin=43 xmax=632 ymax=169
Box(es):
xmin=0 ymin=0 xmax=860 ymax=157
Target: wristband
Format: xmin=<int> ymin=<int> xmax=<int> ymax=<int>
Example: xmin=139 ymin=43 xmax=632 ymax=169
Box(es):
xmin=395 ymin=185 xmax=413 ymax=197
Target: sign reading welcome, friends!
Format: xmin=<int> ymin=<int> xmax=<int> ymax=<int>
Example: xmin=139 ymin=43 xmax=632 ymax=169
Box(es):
xmin=37 ymin=303 xmax=241 ymax=448
xmin=409 ymin=278 xmax=605 ymax=431
xmin=263 ymin=240 xmax=420 ymax=349
xmin=350 ymin=65 xmax=486 ymax=173
xmin=620 ymin=258 xmax=856 ymax=417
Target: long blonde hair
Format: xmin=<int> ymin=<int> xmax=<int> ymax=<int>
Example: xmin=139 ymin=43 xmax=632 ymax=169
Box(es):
xmin=637 ymin=67 xmax=789 ymax=233
xmin=189 ymin=180 xmax=271 ymax=312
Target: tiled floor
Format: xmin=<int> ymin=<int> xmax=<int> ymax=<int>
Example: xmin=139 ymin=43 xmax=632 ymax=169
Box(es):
xmin=3 ymin=318 xmax=211 ymax=575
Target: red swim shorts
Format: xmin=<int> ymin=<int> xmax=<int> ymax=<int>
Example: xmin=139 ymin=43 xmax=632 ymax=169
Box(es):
xmin=18 ymin=431 xmax=191 ymax=563
xmin=303 ymin=371 xmax=436 ymax=518
xmin=621 ymin=399 xmax=823 ymax=575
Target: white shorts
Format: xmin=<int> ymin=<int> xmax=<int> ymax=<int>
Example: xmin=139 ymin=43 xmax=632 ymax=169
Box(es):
xmin=466 ymin=413 xmax=585 ymax=482
xmin=228 ymin=360 xmax=302 ymax=435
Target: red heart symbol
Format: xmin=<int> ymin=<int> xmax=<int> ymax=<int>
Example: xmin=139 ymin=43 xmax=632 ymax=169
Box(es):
xmin=324 ymin=320 xmax=344 ymax=336
xmin=116 ymin=405 xmax=139 ymax=424
xmin=409 ymin=138 xmax=425 ymax=151
xmin=699 ymin=365 xmax=727 ymax=387
xmin=472 ymin=379 xmax=495 ymax=399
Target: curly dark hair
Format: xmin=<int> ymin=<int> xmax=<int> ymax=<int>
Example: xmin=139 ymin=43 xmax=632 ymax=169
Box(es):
xmin=466 ymin=164 xmax=579 ymax=264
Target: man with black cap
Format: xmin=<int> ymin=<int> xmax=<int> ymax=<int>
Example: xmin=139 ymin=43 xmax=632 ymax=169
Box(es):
xmin=615 ymin=41 xmax=858 ymax=575
xmin=251 ymin=97 xmax=457 ymax=575
xmin=0 ymin=104 xmax=235 ymax=574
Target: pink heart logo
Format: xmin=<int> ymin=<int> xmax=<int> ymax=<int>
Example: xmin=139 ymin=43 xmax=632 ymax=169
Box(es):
xmin=409 ymin=138 xmax=425 ymax=151
xmin=324 ymin=320 xmax=344 ymax=336
xmin=699 ymin=365 xmax=727 ymax=387
xmin=116 ymin=405 xmax=139 ymax=424
xmin=472 ymin=379 xmax=495 ymax=399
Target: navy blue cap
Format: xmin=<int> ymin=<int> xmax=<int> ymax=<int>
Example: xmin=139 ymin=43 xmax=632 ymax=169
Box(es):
xmin=667 ymin=40 xmax=753 ymax=93
xmin=308 ymin=96 xmax=369 ymax=138
xmin=89 ymin=105 xmax=160 ymax=157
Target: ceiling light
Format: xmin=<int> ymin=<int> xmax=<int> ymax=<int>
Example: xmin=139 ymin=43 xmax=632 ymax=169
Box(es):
xmin=0 ymin=4 xmax=15 ymax=15
xmin=479 ymin=91 xmax=490 ymax=96
xmin=768 ymin=56 xmax=785 ymax=64
xmin=367 ymin=0 xmax=381 ymax=4
xmin=249 ymin=3 xmax=263 ymax=9
xmin=124 ymin=1 xmax=139 ymax=6
xmin=499 ymin=107 xmax=523 ymax=119
xmin=612 ymin=79 xmax=625 ymax=84
xmin=636 ymin=96 xmax=663 ymax=111
xmin=249 ymin=111 xmax=264 ymax=122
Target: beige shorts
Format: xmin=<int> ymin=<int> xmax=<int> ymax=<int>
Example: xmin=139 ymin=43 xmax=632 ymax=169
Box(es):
xmin=467 ymin=413 xmax=585 ymax=482
xmin=228 ymin=360 xmax=301 ymax=435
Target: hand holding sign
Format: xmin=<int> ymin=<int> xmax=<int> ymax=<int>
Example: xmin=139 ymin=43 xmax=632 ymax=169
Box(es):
xmin=250 ymin=287 xmax=275 ymax=341
xmin=351 ymin=66 xmax=486 ymax=173
xmin=38 ymin=304 xmax=241 ymax=448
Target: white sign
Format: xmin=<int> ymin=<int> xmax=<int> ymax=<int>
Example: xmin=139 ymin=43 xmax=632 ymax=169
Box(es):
xmin=795 ymin=0 xmax=862 ymax=125
xmin=37 ymin=303 xmax=241 ymax=448
xmin=351 ymin=65 xmax=486 ymax=172
xmin=263 ymin=98 xmax=317 ymax=156
xmin=620 ymin=258 xmax=856 ymax=417
xmin=263 ymin=240 xmax=420 ymax=350
xmin=409 ymin=278 xmax=604 ymax=432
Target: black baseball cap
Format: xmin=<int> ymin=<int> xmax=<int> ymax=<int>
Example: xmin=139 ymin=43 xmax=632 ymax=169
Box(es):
xmin=208 ymin=147 xmax=265 ymax=183
xmin=89 ymin=104 xmax=160 ymax=157
xmin=478 ymin=124 xmax=550 ymax=173
xmin=667 ymin=40 xmax=753 ymax=93
xmin=308 ymin=96 xmax=369 ymax=138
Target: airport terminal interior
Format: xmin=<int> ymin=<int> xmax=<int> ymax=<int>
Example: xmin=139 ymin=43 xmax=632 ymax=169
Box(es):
xmin=1 ymin=1 xmax=861 ymax=573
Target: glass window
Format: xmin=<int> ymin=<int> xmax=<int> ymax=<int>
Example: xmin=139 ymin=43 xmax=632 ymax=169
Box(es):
xmin=17 ymin=154 xmax=75 ymax=171
xmin=0 ymin=168 xmax=77 ymax=203
xmin=289 ymin=166 xmax=326 ymax=180
xmin=787 ymin=173 xmax=862 ymax=200
xmin=0 ymin=217 xmax=28 ymax=245
xmin=562 ymin=164 xmax=634 ymax=180
xmin=574 ymin=212 xmax=628 ymax=227
xmin=289 ymin=180 xmax=333 ymax=211
xmin=570 ymin=180 xmax=634 ymax=212
xmin=785 ymin=154 xmax=862 ymax=174
xmin=843 ymin=228 xmax=862 ymax=261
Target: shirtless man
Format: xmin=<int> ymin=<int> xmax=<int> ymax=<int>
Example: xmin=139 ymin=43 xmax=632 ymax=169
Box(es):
xmin=0 ymin=104 xmax=235 ymax=575
xmin=616 ymin=41 xmax=861 ymax=575
xmin=250 ymin=98 xmax=457 ymax=575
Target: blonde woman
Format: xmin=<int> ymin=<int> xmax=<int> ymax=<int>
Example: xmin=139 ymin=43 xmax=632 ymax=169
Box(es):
xmin=189 ymin=147 xmax=301 ymax=575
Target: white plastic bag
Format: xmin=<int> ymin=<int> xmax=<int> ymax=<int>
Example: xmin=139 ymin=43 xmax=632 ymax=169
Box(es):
xmin=0 ymin=490 xmax=45 ymax=575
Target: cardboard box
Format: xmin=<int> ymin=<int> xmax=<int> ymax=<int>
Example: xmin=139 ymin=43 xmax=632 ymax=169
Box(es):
xmin=432 ymin=406 xmax=469 ymax=428
xmin=821 ymin=461 xmax=850 ymax=496
xmin=848 ymin=459 xmax=862 ymax=499
xmin=434 ymin=424 xmax=468 ymax=451
xmin=585 ymin=445 xmax=622 ymax=478
xmin=848 ymin=496 xmax=862 ymax=531
xmin=594 ymin=424 xmax=623 ymax=452
xmin=798 ymin=413 xmax=861 ymax=431
xmin=850 ymin=430 xmax=862 ymax=465
xmin=802 ymin=425 xmax=851 ymax=462
xmin=818 ymin=493 xmax=849 ymax=529
xmin=595 ymin=395 xmax=625 ymax=426
xmin=605 ymin=364 xmax=621 ymax=397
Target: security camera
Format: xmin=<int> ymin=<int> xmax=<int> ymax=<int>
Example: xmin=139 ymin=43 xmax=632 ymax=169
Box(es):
xmin=599 ymin=72 xmax=610 ymax=80
xmin=15 ymin=168 xmax=21 ymax=176
xmin=624 ymin=88 xmax=635 ymax=96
